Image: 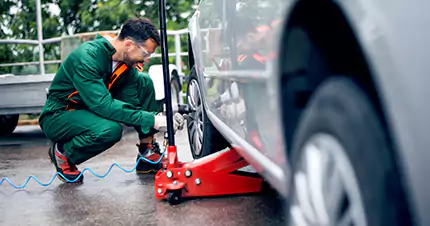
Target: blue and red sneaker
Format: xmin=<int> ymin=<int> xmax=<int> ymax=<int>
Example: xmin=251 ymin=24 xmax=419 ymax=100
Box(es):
xmin=48 ymin=142 xmax=84 ymax=183
xmin=135 ymin=141 xmax=163 ymax=174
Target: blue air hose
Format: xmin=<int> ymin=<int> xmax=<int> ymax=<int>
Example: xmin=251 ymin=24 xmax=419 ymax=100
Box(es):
xmin=0 ymin=150 xmax=166 ymax=189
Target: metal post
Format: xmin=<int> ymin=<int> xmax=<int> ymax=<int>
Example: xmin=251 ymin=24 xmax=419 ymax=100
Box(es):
xmin=174 ymin=33 xmax=184 ymax=104
xmin=35 ymin=0 xmax=45 ymax=75
xmin=158 ymin=0 xmax=175 ymax=146
xmin=174 ymin=34 xmax=182 ymax=75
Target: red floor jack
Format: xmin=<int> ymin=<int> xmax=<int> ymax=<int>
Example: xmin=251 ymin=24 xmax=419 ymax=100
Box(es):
xmin=155 ymin=117 xmax=264 ymax=204
xmin=154 ymin=108 xmax=264 ymax=204
xmin=153 ymin=0 xmax=263 ymax=205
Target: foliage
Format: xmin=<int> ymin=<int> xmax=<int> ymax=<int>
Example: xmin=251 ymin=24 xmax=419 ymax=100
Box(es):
xmin=0 ymin=0 xmax=195 ymax=75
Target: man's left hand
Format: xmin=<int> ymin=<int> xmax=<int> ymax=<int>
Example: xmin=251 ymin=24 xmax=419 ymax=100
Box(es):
xmin=173 ymin=112 xmax=185 ymax=131
xmin=154 ymin=113 xmax=186 ymax=133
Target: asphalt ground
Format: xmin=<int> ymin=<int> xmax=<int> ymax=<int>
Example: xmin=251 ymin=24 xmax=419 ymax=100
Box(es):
xmin=0 ymin=125 xmax=285 ymax=226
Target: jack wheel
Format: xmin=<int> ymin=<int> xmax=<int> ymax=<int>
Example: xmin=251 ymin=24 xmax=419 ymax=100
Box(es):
xmin=167 ymin=190 xmax=182 ymax=205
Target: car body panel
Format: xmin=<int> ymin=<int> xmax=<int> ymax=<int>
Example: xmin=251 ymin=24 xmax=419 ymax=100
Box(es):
xmin=188 ymin=0 xmax=291 ymax=196
xmin=188 ymin=0 xmax=430 ymax=223
xmin=332 ymin=1 xmax=430 ymax=224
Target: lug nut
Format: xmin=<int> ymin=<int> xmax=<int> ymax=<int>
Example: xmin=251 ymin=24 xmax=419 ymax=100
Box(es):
xmin=166 ymin=170 xmax=173 ymax=178
xmin=185 ymin=170 xmax=192 ymax=177
xmin=195 ymin=178 xmax=201 ymax=185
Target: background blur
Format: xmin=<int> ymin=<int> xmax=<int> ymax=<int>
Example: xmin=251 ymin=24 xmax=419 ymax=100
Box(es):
xmin=0 ymin=0 xmax=195 ymax=76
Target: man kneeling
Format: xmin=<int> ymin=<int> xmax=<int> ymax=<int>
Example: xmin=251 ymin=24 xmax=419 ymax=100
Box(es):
xmin=38 ymin=17 xmax=184 ymax=183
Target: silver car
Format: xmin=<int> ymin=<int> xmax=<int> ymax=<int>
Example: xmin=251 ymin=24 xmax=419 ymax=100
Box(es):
xmin=185 ymin=0 xmax=429 ymax=225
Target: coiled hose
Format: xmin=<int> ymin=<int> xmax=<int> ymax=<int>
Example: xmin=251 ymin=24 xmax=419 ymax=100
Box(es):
xmin=0 ymin=151 xmax=165 ymax=189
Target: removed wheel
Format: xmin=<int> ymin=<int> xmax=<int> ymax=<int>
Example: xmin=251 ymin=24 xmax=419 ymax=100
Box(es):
xmin=287 ymin=77 xmax=409 ymax=226
xmin=155 ymin=70 xmax=181 ymax=113
xmin=0 ymin=114 xmax=19 ymax=135
xmin=170 ymin=70 xmax=181 ymax=107
xmin=186 ymin=67 xmax=229 ymax=159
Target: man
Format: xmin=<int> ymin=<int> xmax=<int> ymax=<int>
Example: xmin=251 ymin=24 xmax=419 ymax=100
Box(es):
xmin=38 ymin=17 xmax=185 ymax=183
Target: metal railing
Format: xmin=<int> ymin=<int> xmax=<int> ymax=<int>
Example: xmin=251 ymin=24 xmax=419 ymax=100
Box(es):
xmin=0 ymin=0 xmax=189 ymax=77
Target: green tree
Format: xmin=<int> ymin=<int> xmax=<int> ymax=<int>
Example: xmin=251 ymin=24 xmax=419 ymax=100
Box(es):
xmin=0 ymin=0 xmax=194 ymax=75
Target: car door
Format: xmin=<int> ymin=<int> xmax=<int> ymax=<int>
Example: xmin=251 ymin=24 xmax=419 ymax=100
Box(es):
xmin=191 ymin=0 xmax=291 ymax=193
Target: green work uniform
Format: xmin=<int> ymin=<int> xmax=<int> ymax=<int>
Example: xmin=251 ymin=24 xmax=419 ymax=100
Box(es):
xmin=39 ymin=34 xmax=158 ymax=165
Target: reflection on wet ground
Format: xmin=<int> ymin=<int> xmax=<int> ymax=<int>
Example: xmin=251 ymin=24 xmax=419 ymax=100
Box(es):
xmin=0 ymin=125 xmax=285 ymax=226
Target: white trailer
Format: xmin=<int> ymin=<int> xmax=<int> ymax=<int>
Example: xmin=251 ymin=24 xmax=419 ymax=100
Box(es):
xmin=0 ymin=1 xmax=189 ymax=135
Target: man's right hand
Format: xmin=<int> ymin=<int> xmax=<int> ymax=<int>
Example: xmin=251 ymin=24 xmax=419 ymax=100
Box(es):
xmin=154 ymin=113 xmax=186 ymax=132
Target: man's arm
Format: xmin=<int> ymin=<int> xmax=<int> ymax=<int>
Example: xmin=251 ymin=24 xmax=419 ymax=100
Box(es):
xmin=72 ymin=59 xmax=156 ymax=131
xmin=112 ymin=70 xmax=160 ymax=137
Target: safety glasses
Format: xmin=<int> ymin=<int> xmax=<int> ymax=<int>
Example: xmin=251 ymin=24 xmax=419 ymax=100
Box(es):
xmin=134 ymin=42 xmax=154 ymax=59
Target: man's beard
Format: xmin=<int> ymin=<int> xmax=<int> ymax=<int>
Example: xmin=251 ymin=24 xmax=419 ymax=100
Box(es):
xmin=123 ymin=52 xmax=137 ymax=67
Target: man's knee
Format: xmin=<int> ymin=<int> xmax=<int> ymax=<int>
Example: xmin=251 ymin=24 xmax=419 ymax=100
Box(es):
xmin=97 ymin=121 xmax=123 ymax=145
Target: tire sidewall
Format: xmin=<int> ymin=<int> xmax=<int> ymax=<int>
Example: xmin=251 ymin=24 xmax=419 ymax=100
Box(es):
xmin=186 ymin=68 xmax=210 ymax=158
xmin=288 ymin=77 xmax=399 ymax=226
xmin=0 ymin=114 xmax=19 ymax=135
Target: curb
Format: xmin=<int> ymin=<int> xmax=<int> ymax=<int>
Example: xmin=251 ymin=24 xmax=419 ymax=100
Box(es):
xmin=18 ymin=119 xmax=39 ymax=126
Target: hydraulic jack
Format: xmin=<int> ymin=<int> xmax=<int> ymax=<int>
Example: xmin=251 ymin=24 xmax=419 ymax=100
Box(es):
xmin=154 ymin=145 xmax=264 ymax=204
xmin=151 ymin=104 xmax=264 ymax=204
xmin=154 ymin=0 xmax=263 ymax=205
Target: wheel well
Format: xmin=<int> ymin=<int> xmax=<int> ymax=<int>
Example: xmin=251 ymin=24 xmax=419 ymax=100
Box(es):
xmin=187 ymin=33 xmax=195 ymax=70
xmin=279 ymin=0 xmax=412 ymax=222
xmin=280 ymin=0 xmax=386 ymax=154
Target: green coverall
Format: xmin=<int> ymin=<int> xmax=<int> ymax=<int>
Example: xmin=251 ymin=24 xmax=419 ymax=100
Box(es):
xmin=39 ymin=34 xmax=158 ymax=165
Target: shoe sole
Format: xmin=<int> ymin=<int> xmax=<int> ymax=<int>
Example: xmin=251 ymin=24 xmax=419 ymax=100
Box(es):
xmin=48 ymin=145 xmax=83 ymax=183
xmin=135 ymin=156 xmax=162 ymax=174
xmin=135 ymin=169 xmax=159 ymax=174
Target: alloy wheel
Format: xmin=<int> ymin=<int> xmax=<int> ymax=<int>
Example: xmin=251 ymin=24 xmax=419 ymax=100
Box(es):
xmin=289 ymin=133 xmax=366 ymax=226
xmin=187 ymin=79 xmax=204 ymax=156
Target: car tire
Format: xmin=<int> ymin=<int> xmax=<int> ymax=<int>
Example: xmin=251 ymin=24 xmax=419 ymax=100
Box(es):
xmin=186 ymin=67 xmax=229 ymax=159
xmin=287 ymin=77 xmax=409 ymax=226
xmin=0 ymin=114 xmax=19 ymax=135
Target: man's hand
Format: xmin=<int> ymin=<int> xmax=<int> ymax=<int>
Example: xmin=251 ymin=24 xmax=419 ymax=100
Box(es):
xmin=154 ymin=113 xmax=186 ymax=132
xmin=173 ymin=112 xmax=185 ymax=130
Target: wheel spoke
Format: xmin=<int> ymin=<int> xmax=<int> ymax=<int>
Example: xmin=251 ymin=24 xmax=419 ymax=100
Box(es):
xmin=188 ymin=81 xmax=199 ymax=108
xmin=196 ymin=123 xmax=203 ymax=139
xmin=188 ymin=121 xmax=197 ymax=138
xmin=295 ymin=172 xmax=316 ymax=223
xmin=188 ymin=89 xmax=196 ymax=108
xmin=194 ymin=129 xmax=202 ymax=154
xmin=193 ymin=83 xmax=200 ymax=106
xmin=327 ymin=166 xmax=344 ymax=219
xmin=305 ymin=144 xmax=330 ymax=225
xmin=188 ymin=112 xmax=197 ymax=121
xmin=290 ymin=206 xmax=308 ymax=226
xmin=337 ymin=206 xmax=353 ymax=226
xmin=188 ymin=119 xmax=194 ymax=130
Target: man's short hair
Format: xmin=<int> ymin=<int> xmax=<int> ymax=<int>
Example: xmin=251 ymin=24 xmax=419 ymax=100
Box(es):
xmin=118 ymin=17 xmax=161 ymax=46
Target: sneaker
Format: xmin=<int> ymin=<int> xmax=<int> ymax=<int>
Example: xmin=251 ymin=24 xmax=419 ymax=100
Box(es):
xmin=48 ymin=142 xmax=84 ymax=183
xmin=135 ymin=141 xmax=163 ymax=174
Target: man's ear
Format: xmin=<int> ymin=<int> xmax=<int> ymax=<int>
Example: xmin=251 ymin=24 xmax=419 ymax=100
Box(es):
xmin=124 ymin=38 xmax=134 ymax=49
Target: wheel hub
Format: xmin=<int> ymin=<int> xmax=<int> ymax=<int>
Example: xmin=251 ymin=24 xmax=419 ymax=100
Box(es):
xmin=289 ymin=133 xmax=366 ymax=226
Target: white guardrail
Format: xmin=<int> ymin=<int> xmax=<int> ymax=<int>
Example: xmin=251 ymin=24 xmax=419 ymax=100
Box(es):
xmin=0 ymin=28 xmax=189 ymax=77
xmin=0 ymin=1 xmax=189 ymax=77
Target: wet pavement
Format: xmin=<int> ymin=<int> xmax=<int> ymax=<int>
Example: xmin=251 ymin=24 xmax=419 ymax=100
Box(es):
xmin=0 ymin=125 xmax=285 ymax=226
